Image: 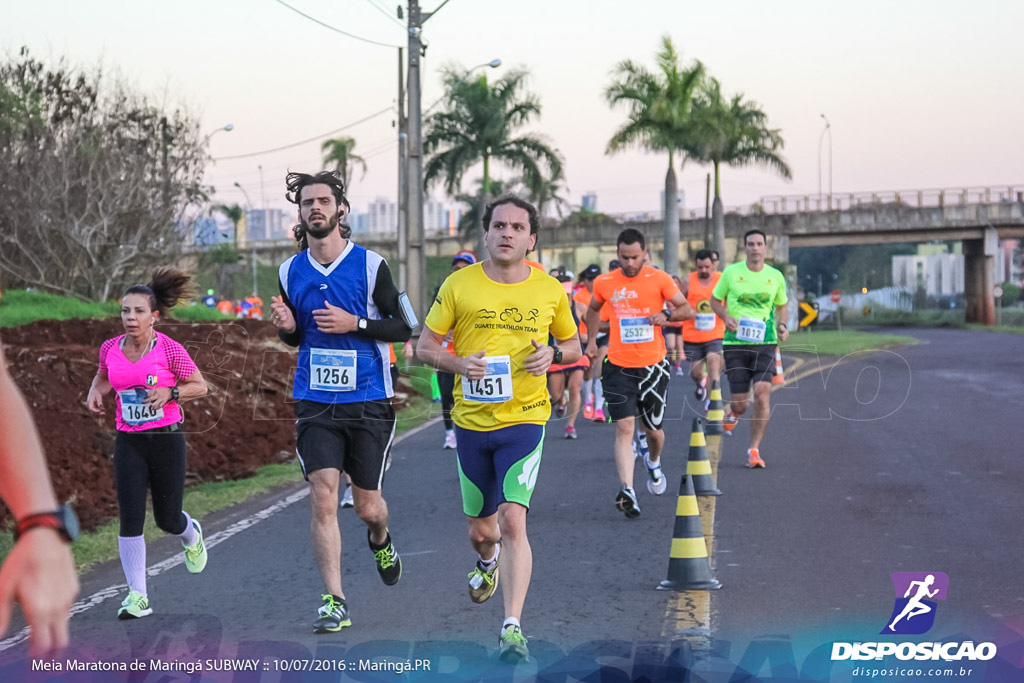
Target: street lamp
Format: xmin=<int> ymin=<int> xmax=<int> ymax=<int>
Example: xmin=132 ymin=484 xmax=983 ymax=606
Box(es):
xmin=203 ymin=123 xmax=234 ymax=145
xmin=234 ymin=181 xmax=258 ymax=297
xmin=818 ymin=114 xmax=832 ymax=210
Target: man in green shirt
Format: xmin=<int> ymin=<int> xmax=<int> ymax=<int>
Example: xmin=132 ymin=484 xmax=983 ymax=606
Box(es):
xmin=710 ymin=229 xmax=789 ymax=468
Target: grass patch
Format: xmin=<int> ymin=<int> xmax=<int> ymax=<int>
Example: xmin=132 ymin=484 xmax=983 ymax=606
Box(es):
xmin=0 ymin=463 xmax=303 ymax=571
xmin=0 ymin=289 xmax=230 ymax=327
xmin=965 ymin=323 xmax=1024 ymax=335
xmin=782 ymin=329 xmax=919 ymax=357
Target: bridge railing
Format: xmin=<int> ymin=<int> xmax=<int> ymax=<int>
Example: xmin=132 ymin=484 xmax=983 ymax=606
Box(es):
xmin=760 ymin=185 xmax=1024 ymax=215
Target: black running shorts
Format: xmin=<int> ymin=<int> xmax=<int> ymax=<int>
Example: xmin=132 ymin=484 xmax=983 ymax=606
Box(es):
xmin=295 ymin=399 xmax=395 ymax=490
xmin=723 ymin=344 xmax=776 ymax=394
xmin=600 ymin=359 xmax=671 ymax=430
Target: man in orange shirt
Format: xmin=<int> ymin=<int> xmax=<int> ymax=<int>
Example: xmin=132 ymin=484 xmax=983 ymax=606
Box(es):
xmin=680 ymin=249 xmax=726 ymax=406
xmin=584 ymin=228 xmax=694 ymax=518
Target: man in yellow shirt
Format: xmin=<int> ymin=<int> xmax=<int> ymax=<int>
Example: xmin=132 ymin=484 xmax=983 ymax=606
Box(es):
xmin=417 ymin=195 xmax=580 ymax=664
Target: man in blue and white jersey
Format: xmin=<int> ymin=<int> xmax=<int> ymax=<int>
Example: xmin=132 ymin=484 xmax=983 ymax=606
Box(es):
xmin=269 ymin=171 xmax=413 ymax=634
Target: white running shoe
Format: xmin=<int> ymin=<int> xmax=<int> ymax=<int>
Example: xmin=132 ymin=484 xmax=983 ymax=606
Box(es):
xmin=341 ymin=485 xmax=354 ymax=509
xmin=443 ymin=431 xmax=457 ymax=450
xmin=645 ymin=458 xmax=667 ymax=495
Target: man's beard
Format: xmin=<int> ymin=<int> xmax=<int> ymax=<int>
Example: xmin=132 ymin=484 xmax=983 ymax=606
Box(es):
xmin=303 ymin=212 xmax=339 ymax=240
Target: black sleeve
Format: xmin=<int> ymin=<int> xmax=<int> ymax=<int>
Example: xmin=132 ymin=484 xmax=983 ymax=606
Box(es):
xmin=356 ymin=261 xmax=413 ymax=343
xmin=277 ymin=280 xmax=301 ymax=348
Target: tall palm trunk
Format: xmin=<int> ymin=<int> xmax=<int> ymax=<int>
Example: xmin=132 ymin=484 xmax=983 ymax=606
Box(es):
xmin=477 ymin=155 xmax=491 ymax=259
xmin=712 ymin=161 xmax=726 ymax=269
xmin=663 ymin=156 xmax=680 ymax=276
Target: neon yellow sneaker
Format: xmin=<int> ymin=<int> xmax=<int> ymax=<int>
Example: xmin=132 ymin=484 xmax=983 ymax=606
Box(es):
xmin=117 ymin=590 xmax=152 ymax=620
xmin=183 ymin=520 xmax=207 ymax=573
xmin=499 ymin=624 xmax=529 ymax=663
xmin=468 ymin=560 xmax=500 ymax=603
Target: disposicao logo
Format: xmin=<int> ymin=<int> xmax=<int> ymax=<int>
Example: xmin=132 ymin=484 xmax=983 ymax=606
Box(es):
xmin=882 ymin=571 xmax=948 ymax=635
xmin=831 ymin=571 xmax=998 ymax=662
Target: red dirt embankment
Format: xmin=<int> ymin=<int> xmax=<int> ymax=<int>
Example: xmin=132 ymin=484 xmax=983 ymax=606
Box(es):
xmin=2 ymin=318 xmax=364 ymax=531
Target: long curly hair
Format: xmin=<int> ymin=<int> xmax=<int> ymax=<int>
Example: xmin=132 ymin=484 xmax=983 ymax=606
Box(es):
xmin=286 ymin=171 xmax=352 ymax=249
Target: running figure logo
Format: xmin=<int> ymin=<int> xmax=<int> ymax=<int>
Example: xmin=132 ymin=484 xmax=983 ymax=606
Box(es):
xmin=881 ymin=571 xmax=949 ymax=635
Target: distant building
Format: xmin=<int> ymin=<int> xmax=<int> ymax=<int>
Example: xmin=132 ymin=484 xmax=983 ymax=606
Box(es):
xmin=368 ymin=197 xmax=398 ymax=234
xmin=581 ymin=192 xmax=598 ymax=213
xmin=194 ymin=217 xmax=235 ymax=246
xmin=245 ymin=208 xmax=291 ymax=241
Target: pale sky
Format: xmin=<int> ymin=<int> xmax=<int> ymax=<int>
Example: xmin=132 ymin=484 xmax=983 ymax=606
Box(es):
xmin=4 ymin=0 xmax=1022 ymax=218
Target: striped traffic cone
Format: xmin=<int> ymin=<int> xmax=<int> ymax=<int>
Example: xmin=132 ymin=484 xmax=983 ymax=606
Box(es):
xmin=772 ymin=347 xmax=785 ymax=386
xmin=657 ymin=474 xmax=721 ymax=591
xmin=687 ymin=418 xmax=721 ymax=496
xmin=706 ymin=380 xmax=725 ymax=435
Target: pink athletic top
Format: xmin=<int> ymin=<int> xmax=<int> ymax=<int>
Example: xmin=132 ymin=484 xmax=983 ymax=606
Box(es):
xmin=98 ymin=332 xmax=199 ymax=432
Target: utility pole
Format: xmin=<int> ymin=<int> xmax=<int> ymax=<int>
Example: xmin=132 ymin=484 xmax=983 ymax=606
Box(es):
xmin=397 ymin=47 xmax=408 ymax=292
xmin=406 ymin=0 xmax=426 ymax=331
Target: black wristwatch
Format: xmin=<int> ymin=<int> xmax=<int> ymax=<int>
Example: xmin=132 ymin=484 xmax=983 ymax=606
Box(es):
xmin=357 ymin=317 xmax=369 ymax=331
xmin=551 ymin=345 xmax=563 ymax=364
xmin=169 ymin=386 xmax=180 ymax=402
xmin=14 ymin=504 xmax=80 ymax=544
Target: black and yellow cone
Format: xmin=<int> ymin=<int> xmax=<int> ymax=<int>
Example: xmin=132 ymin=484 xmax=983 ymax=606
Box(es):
xmin=706 ymin=379 xmax=725 ymax=435
xmin=687 ymin=418 xmax=721 ymax=496
xmin=657 ymin=474 xmax=722 ymax=591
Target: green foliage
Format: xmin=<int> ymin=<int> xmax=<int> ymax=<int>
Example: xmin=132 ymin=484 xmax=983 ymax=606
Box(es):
xmin=561 ymin=209 xmax=620 ymax=228
xmin=782 ymin=329 xmax=918 ymax=357
xmin=999 ymin=281 xmax=1021 ymax=304
xmin=604 ymin=35 xmax=705 ymax=165
xmin=321 ymin=136 xmax=367 ymax=191
xmin=424 ymin=66 xmax=564 ymax=203
xmin=0 ymin=288 xmax=228 ymax=328
xmin=0 ymin=48 xmax=209 ymax=300
xmin=688 ymin=76 xmax=792 ymax=198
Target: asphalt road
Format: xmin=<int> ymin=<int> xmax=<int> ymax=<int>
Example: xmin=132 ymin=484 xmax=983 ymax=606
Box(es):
xmin=2 ymin=328 xmax=1022 ymax=681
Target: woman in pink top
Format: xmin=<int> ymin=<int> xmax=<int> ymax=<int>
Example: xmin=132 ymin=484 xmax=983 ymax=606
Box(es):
xmin=86 ymin=268 xmax=209 ymax=620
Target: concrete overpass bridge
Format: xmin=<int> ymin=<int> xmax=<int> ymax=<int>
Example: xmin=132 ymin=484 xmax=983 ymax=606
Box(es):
xmin=244 ymin=184 xmax=1024 ymax=325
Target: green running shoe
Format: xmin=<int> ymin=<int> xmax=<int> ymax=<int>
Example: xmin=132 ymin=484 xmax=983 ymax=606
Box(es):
xmin=183 ymin=520 xmax=207 ymax=574
xmin=369 ymin=530 xmax=402 ymax=586
xmin=498 ymin=624 xmax=529 ymax=663
xmin=313 ymin=594 xmax=351 ymax=633
xmin=117 ymin=590 xmax=152 ymax=620
xmin=468 ymin=560 xmax=500 ymax=603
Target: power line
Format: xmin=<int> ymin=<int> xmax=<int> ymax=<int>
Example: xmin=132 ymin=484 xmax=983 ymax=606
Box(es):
xmin=365 ymin=0 xmax=406 ymax=28
xmin=274 ymin=0 xmax=402 ymax=49
xmin=213 ymin=107 xmax=394 ymax=161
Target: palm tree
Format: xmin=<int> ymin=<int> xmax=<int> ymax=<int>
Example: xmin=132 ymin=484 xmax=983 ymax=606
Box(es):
xmin=214 ymin=203 xmax=244 ymax=244
xmin=605 ymin=35 xmax=704 ymax=276
xmin=687 ymin=77 xmax=792 ymax=262
xmin=525 ymin=174 xmax=571 ymax=224
xmin=424 ymin=66 xmax=565 ymax=255
xmin=454 ymin=178 xmax=518 ymax=240
xmin=321 ymin=136 xmax=367 ymax=191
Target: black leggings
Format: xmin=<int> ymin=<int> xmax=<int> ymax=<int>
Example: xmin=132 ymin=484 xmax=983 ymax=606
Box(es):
xmin=438 ymin=371 xmax=456 ymax=430
xmin=114 ymin=430 xmax=189 ymax=537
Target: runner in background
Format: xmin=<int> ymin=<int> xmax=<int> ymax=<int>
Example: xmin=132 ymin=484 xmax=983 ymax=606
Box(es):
xmin=710 ymin=229 xmax=789 ymax=468
xmin=681 ymin=249 xmax=725 ymax=407
xmin=584 ymin=229 xmax=694 ymax=518
xmin=547 ymin=277 xmax=589 ymax=439
xmin=435 ymin=253 xmax=476 ymax=450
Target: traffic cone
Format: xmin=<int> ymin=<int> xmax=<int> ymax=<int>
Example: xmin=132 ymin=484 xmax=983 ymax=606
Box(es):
xmin=657 ymin=474 xmax=722 ymax=591
xmin=772 ymin=347 xmax=785 ymax=386
xmin=706 ymin=380 xmax=724 ymax=435
xmin=687 ymin=418 xmax=721 ymax=496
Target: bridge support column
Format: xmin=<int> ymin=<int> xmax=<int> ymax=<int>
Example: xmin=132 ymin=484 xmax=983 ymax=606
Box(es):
xmin=963 ymin=226 xmax=998 ymax=325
